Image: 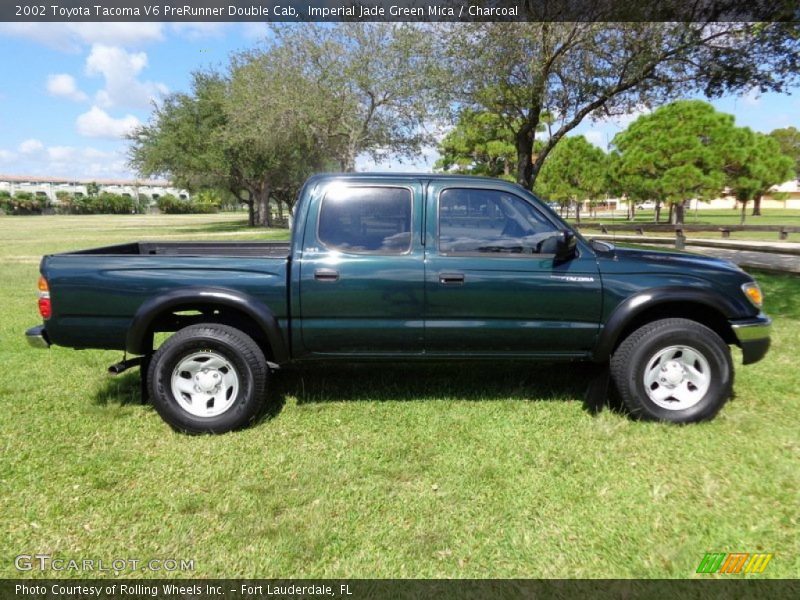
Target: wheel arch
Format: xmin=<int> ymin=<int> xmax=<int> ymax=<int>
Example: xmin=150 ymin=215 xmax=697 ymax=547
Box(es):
xmin=126 ymin=287 xmax=288 ymax=363
xmin=594 ymin=287 xmax=739 ymax=362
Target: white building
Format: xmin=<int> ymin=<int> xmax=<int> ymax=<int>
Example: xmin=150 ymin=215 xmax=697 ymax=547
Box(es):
xmin=0 ymin=174 xmax=190 ymax=205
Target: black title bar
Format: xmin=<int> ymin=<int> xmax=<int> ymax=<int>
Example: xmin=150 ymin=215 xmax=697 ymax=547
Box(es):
xmin=4 ymin=579 xmax=800 ymax=600
xmin=3 ymin=0 xmax=799 ymax=22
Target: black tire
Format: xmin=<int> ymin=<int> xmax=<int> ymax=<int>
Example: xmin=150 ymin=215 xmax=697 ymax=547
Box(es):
xmin=148 ymin=324 xmax=267 ymax=434
xmin=610 ymin=318 xmax=733 ymax=423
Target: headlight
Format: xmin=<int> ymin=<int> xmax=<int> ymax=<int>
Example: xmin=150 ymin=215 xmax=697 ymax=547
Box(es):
xmin=741 ymin=282 xmax=763 ymax=308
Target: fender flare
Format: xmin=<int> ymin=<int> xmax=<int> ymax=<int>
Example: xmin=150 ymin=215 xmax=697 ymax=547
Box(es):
xmin=126 ymin=287 xmax=288 ymax=363
xmin=592 ymin=286 xmax=740 ymax=362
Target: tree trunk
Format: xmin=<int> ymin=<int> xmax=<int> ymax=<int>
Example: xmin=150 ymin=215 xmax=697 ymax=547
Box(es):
xmin=674 ymin=200 xmax=686 ymax=225
xmin=339 ymin=144 xmax=358 ymax=173
xmin=574 ymin=200 xmax=581 ymax=224
xmin=655 ymin=201 xmax=661 ymax=223
xmin=515 ymin=126 xmax=535 ymax=189
xmin=740 ymin=199 xmax=747 ymax=225
xmin=254 ymin=185 xmax=272 ymax=228
xmin=752 ymin=195 xmax=762 ymax=216
xmin=246 ymin=202 xmax=255 ymax=227
xmin=236 ymin=192 xmax=255 ymax=227
xmin=668 ymin=203 xmax=674 ymax=224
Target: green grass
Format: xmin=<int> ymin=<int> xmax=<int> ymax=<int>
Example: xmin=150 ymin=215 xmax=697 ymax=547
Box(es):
xmin=1 ymin=214 xmax=798 ymax=579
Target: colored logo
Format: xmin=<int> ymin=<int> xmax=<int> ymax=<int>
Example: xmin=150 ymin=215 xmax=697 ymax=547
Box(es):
xmin=696 ymin=552 xmax=773 ymax=574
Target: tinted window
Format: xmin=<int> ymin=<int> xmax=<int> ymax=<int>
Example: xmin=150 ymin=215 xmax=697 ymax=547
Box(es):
xmin=319 ymin=186 xmax=412 ymax=254
xmin=439 ymin=188 xmax=559 ymax=255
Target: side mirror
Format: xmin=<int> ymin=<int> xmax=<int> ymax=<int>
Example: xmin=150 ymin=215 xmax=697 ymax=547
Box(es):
xmin=555 ymin=230 xmax=577 ymax=262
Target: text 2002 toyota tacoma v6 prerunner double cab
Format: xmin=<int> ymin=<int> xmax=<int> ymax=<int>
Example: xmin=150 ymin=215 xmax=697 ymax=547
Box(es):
xmin=26 ymin=174 xmax=771 ymax=433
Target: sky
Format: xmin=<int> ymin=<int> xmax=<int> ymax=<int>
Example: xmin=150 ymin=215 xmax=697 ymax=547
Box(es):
xmin=0 ymin=22 xmax=798 ymax=180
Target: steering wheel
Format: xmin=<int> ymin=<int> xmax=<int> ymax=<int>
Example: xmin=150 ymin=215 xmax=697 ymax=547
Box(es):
xmin=500 ymin=220 xmax=525 ymax=238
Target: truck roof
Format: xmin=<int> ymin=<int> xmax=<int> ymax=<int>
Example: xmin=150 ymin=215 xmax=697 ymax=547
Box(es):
xmin=306 ymin=172 xmax=526 ymax=188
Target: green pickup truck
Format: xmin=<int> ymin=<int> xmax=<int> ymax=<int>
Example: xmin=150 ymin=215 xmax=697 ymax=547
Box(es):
xmin=26 ymin=174 xmax=771 ymax=433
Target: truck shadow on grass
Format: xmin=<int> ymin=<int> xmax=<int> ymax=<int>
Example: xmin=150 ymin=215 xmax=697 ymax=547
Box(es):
xmin=92 ymin=370 xmax=285 ymax=421
xmin=93 ymin=371 xmax=143 ymax=407
xmin=92 ymin=362 xmax=614 ymax=421
xmin=272 ymin=361 xmax=613 ymax=416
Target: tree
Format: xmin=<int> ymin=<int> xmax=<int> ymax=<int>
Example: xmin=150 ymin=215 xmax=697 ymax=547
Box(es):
xmin=129 ymin=72 xmax=257 ymax=225
xmin=434 ymin=110 xmax=518 ymax=179
xmin=266 ymin=23 xmax=434 ymax=171
xmin=130 ymin=24 xmax=434 ymax=226
xmin=727 ymin=130 xmax=795 ymax=223
xmin=222 ymin=51 xmax=337 ymax=226
xmin=129 ymin=63 xmax=332 ymax=227
xmin=535 ymin=135 xmax=607 ymax=223
xmin=610 ymin=101 xmax=742 ymax=225
xmin=768 ymin=126 xmax=800 ymax=177
xmin=438 ymin=22 xmax=800 ymax=189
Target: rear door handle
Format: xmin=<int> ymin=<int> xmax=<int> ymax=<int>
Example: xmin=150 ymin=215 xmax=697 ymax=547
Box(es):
xmin=439 ymin=272 xmax=465 ymax=285
xmin=314 ymin=268 xmax=340 ymax=282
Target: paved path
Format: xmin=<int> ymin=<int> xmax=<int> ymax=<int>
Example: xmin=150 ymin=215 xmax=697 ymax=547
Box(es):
xmin=593 ymin=234 xmax=800 ymax=256
xmin=679 ymin=246 xmax=800 ymax=274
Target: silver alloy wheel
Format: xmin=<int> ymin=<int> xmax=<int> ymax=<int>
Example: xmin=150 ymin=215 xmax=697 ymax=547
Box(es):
xmin=171 ymin=351 xmax=240 ymax=418
xmin=643 ymin=345 xmax=711 ymax=410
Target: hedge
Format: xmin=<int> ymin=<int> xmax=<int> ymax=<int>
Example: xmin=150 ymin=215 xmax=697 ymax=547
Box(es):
xmin=157 ymin=194 xmax=218 ymax=214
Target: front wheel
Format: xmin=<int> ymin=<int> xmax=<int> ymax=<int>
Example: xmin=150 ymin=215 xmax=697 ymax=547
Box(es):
xmin=148 ymin=324 xmax=267 ymax=433
xmin=610 ymin=318 xmax=733 ymax=423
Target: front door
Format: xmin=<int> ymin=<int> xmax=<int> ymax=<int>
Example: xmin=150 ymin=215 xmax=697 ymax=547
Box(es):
xmin=424 ymin=184 xmax=602 ymax=356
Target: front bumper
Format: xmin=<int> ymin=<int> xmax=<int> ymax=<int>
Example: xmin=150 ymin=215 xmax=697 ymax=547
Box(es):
xmin=25 ymin=325 xmax=50 ymax=349
xmin=730 ymin=315 xmax=771 ymax=365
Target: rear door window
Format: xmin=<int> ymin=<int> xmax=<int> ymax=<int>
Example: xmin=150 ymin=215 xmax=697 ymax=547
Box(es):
xmin=318 ymin=186 xmax=412 ymax=254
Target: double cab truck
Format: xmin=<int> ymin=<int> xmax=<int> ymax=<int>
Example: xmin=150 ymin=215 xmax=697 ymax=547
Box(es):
xmin=26 ymin=174 xmax=771 ymax=433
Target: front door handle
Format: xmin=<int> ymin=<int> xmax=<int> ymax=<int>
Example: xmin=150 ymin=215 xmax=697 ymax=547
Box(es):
xmin=314 ymin=268 xmax=340 ymax=282
xmin=439 ymin=272 xmax=465 ymax=285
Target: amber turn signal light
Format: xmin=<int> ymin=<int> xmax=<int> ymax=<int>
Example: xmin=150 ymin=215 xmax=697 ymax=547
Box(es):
xmin=742 ymin=282 xmax=763 ymax=308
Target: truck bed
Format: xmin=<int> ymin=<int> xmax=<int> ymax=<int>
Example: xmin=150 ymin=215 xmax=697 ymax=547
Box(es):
xmin=66 ymin=241 xmax=290 ymax=258
xmin=41 ymin=241 xmax=291 ymax=351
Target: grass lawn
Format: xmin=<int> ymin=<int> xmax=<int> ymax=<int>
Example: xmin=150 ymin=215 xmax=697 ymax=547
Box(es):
xmin=1 ymin=214 xmax=798 ymax=579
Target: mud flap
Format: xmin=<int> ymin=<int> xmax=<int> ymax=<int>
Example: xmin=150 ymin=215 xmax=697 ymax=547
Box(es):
xmin=583 ymin=362 xmax=610 ymax=415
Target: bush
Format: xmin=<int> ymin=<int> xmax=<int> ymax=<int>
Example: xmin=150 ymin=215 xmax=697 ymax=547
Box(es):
xmin=94 ymin=192 xmax=136 ymax=214
xmin=157 ymin=194 xmax=218 ymax=214
xmin=0 ymin=191 xmax=47 ymax=215
xmin=54 ymin=191 xmax=77 ymax=214
xmin=55 ymin=192 xmax=136 ymax=215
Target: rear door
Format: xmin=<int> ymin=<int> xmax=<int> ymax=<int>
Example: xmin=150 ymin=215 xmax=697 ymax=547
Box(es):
xmin=424 ymin=183 xmax=602 ymax=356
xmin=298 ymin=180 xmax=425 ymax=355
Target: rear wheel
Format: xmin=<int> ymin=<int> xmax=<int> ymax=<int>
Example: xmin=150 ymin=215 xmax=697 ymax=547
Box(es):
xmin=610 ymin=318 xmax=733 ymax=423
xmin=148 ymin=324 xmax=267 ymax=433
